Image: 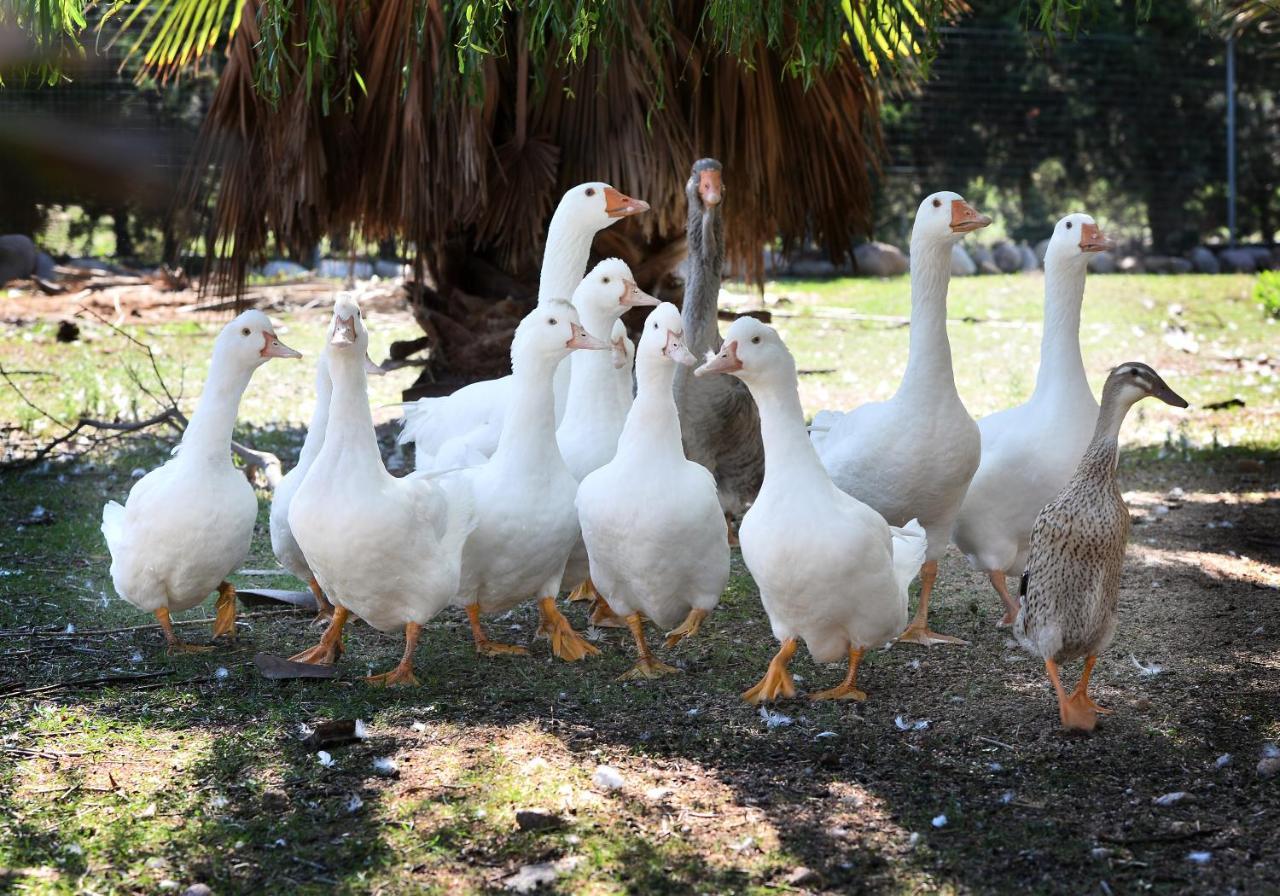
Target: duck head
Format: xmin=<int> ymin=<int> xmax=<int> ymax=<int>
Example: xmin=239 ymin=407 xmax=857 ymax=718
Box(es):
xmin=571 ymin=258 xmax=659 ymax=331
xmin=558 ymin=182 xmax=650 ymax=231
xmin=913 ymin=191 xmax=991 ymax=245
xmin=1104 ymin=362 xmax=1189 ymax=410
xmin=327 ymin=293 xmax=385 ymax=375
xmin=216 ymin=309 xmax=301 ymax=369
xmin=638 ymin=302 xmax=697 ymax=368
xmin=688 ymin=159 xmax=724 ymax=210
xmin=1046 ymin=212 xmax=1115 ymax=266
xmin=694 ymin=316 xmax=793 ymax=386
xmin=512 ymin=300 xmax=610 ymax=368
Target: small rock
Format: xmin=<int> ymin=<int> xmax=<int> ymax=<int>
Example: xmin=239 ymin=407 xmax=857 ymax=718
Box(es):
xmin=1034 ymin=238 xmax=1051 ymax=266
xmin=1018 ymin=243 xmax=1038 ymax=271
xmin=1153 ymin=791 xmax=1188 ymax=806
xmin=932 ymin=814 xmax=948 ymax=828
xmin=1087 ymin=251 xmax=1117 ymax=274
xmin=971 ymin=245 xmax=1000 ymax=274
xmin=515 ymin=808 xmax=564 ymax=832
xmin=992 ymin=242 xmax=1023 ymax=273
xmin=261 ymin=787 xmax=289 ymax=810
xmin=592 ymin=765 xmax=625 ymax=790
xmin=182 ymin=886 xmax=213 ymax=896
xmin=950 ymin=243 xmax=976 ymax=276
xmin=854 ymin=241 xmax=909 ymax=277
xmin=784 ymin=866 xmax=824 ymax=888
xmin=1257 ymin=757 xmax=1280 ymax=779
xmin=1188 ymin=246 xmax=1219 ymax=274
xmin=1187 ymin=851 xmax=1212 ymax=865
xmin=1218 ymin=248 xmax=1257 ymax=274
xmin=1215 ymin=753 xmax=1232 ymax=769
xmin=1091 ymin=847 xmax=1112 ymax=860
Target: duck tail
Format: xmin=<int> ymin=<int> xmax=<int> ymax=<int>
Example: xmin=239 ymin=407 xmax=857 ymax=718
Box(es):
xmin=397 ymin=397 xmax=441 ymax=447
xmin=889 ymin=518 xmax=928 ymax=599
xmin=101 ymin=500 xmax=125 ymax=560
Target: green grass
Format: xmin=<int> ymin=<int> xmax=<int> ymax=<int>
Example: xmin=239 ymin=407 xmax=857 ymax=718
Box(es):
xmin=1 ymin=273 xmax=1278 ymax=895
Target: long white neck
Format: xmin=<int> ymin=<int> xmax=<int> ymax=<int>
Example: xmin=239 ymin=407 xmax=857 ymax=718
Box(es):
xmin=295 ymin=361 xmax=332 ymax=473
xmin=562 ymin=309 xmax=625 ymax=429
xmin=539 ymin=210 xmax=597 ymax=304
xmin=492 ymin=350 xmax=562 ymax=468
xmin=1031 ymin=256 xmax=1091 ymax=405
xmin=316 ymin=347 xmax=384 ymax=478
xmin=899 ymin=235 xmax=958 ymax=397
xmin=178 ymin=351 xmax=255 ymax=467
xmin=615 ymin=351 xmax=684 ymax=466
xmin=748 ymin=371 xmax=831 ymax=489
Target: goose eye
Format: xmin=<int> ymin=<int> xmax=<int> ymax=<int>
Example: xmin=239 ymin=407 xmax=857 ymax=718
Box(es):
xmin=585 ymin=187 xmax=596 ymax=197
xmin=602 ymin=277 xmax=610 ymax=284
xmin=1066 ymin=221 xmax=1073 ymax=229
xmin=241 ymin=327 xmax=251 ymax=337
xmin=932 ymin=198 xmax=941 ymax=208
xmin=548 ymin=317 xmax=557 ymax=326
xmin=751 ymin=335 xmax=762 ymax=345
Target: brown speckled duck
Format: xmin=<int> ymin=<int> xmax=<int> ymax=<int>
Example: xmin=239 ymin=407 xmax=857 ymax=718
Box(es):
xmin=1014 ymin=362 xmax=1188 ymax=731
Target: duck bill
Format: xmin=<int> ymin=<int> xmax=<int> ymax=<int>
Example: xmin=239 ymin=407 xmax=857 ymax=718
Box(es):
xmin=664 ymin=330 xmax=698 ymax=367
xmin=620 ymin=278 xmax=659 ymax=308
xmin=1079 ymin=222 xmax=1115 ymax=253
xmin=603 ymin=187 xmax=650 ymax=218
xmin=364 ymin=354 xmax=386 ymax=376
xmin=262 ymin=331 xmax=302 ymax=359
xmin=698 ymin=169 xmax=723 ymax=207
xmin=567 ymin=322 xmax=609 ymax=351
xmin=610 ymin=336 xmax=629 ymax=369
xmin=1153 ymin=383 xmax=1190 ymax=408
xmin=695 ymin=340 xmax=742 ymax=377
xmin=330 ymin=315 xmax=357 ymax=347
xmin=950 ymin=199 xmax=992 ymax=233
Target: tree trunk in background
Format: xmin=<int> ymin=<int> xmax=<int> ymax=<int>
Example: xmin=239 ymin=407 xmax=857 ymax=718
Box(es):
xmin=1146 ymin=185 xmax=1187 ymax=253
xmin=112 ymin=210 xmax=134 ymax=260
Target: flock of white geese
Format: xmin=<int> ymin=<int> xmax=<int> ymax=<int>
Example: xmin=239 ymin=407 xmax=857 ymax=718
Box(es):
xmin=101 ymin=162 xmax=1188 ymax=732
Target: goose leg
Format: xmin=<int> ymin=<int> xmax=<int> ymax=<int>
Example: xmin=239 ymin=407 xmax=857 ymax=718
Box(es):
xmin=896 ymin=561 xmax=969 ymax=646
xmin=364 ymin=622 xmax=422 ymax=687
xmin=210 ymin=581 xmax=237 ymax=640
xmin=156 ymin=607 xmax=213 ymax=655
xmin=989 ymin=570 xmax=1020 ymax=627
xmin=742 ymin=637 xmax=798 ymax=704
xmin=566 ymin=578 xmax=596 ymax=603
xmin=466 ymin=604 xmax=529 ymax=656
xmin=537 ymin=597 xmax=600 ymax=662
xmin=1045 ymin=658 xmax=1097 ymax=732
xmin=664 ymin=607 xmax=709 ymax=648
xmin=1068 ymin=655 xmax=1113 ymax=715
xmin=724 ymin=512 xmax=740 ymax=547
xmin=809 ymin=646 xmax=868 ymax=701
xmin=289 ymin=606 xmax=349 ymax=665
xmin=309 ymin=577 xmax=336 ymax=627
xmin=588 ymin=593 xmax=625 ymax=628
xmin=619 ymin=613 xmax=680 ymax=680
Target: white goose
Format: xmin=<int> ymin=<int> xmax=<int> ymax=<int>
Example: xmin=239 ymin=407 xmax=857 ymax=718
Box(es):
xmin=288 ymin=297 xmax=476 ymax=685
xmin=556 ymin=259 xmax=659 ymax=608
xmin=450 ymin=302 xmax=610 ymax=661
xmin=400 ymin=184 xmax=649 ymax=471
xmin=577 ymin=302 xmax=729 ymax=679
xmin=102 ymin=311 xmax=301 ymax=652
xmin=698 ymin=318 xmax=926 ymax=702
xmin=953 ymin=214 xmax=1112 ymax=625
xmin=811 ymin=191 xmax=990 ymax=646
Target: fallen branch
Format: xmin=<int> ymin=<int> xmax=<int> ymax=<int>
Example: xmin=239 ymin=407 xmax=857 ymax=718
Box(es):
xmin=0 ymin=607 xmax=307 ymax=639
xmin=0 ymin=670 xmax=174 ymax=698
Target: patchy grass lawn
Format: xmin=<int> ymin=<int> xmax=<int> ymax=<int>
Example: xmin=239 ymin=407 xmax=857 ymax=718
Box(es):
xmin=1 ymin=273 xmax=1278 ymax=895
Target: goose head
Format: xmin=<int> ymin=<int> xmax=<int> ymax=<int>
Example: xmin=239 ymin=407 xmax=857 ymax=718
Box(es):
xmin=609 ymin=318 xmax=635 ymax=370
xmin=1046 ymin=213 xmax=1115 ymax=266
xmin=1103 ymin=362 xmax=1189 ymax=410
xmin=687 ymin=159 xmax=724 ymax=210
xmin=216 ymin=309 xmax=301 ymax=369
xmin=512 ymin=300 xmax=610 ymax=368
xmin=694 ymin=316 xmax=793 ymax=386
xmin=327 ymin=294 xmax=385 ymax=374
xmin=638 ymin=302 xmax=697 ymax=368
xmin=571 ymin=258 xmax=659 ymax=331
xmin=558 ymin=182 xmax=650 ymax=232
xmin=913 ymin=191 xmax=991 ymax=245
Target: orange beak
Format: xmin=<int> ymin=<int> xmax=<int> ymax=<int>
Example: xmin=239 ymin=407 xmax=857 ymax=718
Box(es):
xmin=698 ymin=169 xmax=723 ymax=207
xmin=620 ymin=278 xmax=659 ymax=308
xmin=262 ymin=331 xmax=302 ymax=359
xmin=664 ymin=330 xmax=698 ymax=367
xmin=567 ymin=322 xmax=609 ymax=351
xmin=603 ymin=187 xmax=650 ymax=218
xmin=330 ymin=315 xmax=357 ymax=347
xmin=1078 ymin=222 xmax=1115 ymax=253
xmin=950 ymin=199 xmax=992 ymax=233
xmin=695 ymin=340 xmax=742 ymax=377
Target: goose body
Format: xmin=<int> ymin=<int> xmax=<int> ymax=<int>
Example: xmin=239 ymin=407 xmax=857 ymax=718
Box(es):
xmin=289 ymin=298 xmax=476 ymax=684
xmin=697 ymin=318 xmax=926 ymax=702
xmin=577 ymin=303 xmax=729 ymax=677
xmin=811 ymin=192 xmax=990 ymax=645
xmin=672 ymin=159 xmax=763 ymax=518
xmin=102 ymin=311 xmax=300 ymax=650
xmin=1014 ymin=363 xmax=1188 ymax=730
xmin=401 ymin=184 xmax=649 ymax=472
xmin=953 ymin=214 xmax=1112 ymax=624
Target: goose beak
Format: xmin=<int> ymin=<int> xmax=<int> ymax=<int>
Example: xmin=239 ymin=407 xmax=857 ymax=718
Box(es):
xmin=950 ymin=199 xmax=992 ymax=233
xmin=1078 ymin=222 xmax=1115 ymax=253
xmin=695 ymin=340 xmax=742 ymax=377
xmin=262 ymin=331 xmax=302 ymax=359
xmin=610 ymin=336 xmax=629 ymax=369
xmin=364 ymin=354 xmax=386 ymax=376
xmin=603 ymin=187 xmax=650 ymax=218
xmin=330 ymin=315 xmax=357 ymax=347
xmin=1152 ymin=382 xmax=1189 ymax=408
xmin=620 ymin=279 xmax=659 ymax=308
xmin=567 ymin=322 xmax=609 ymax=351
xmin=664 ymin=330 xmax=698 ymax=367
xmin=698 ymin=169 xmax=723 ymax=207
